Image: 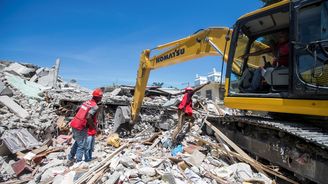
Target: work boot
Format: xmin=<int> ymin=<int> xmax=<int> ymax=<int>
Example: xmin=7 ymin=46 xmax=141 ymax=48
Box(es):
xmin=66 ymin=159 xmax=75 ymax=167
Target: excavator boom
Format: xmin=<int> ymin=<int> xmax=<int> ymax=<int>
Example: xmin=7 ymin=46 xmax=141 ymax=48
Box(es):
xmin=113 ymin=27 xmax=267 ymax=131
xmin=131 ymin=27 xmax=232 ymax=124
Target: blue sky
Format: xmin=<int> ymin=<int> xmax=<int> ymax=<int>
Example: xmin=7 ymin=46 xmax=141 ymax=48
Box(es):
xmin=0 ymin=0 xmax=263 ymax=89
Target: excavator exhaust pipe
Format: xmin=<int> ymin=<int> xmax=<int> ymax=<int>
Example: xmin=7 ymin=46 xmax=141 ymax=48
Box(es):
xmin=113 ymin=106 xmax=132 ymax=135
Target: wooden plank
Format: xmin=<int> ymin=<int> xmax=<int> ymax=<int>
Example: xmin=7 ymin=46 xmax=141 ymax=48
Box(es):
xmin=204 ymin=172 xmax=228 ymax=184
xmin=142 ymin=132 xmax=162 ymax=144
xmin=205 ymin=120 xmax=254 ymax=163
xmin=193 ymin=128 xmax=299 ymax=184
xmin=86 ymin=167 xmax=107 ymax=184
xmin=75 ymin=143 xmax=129 ymax=184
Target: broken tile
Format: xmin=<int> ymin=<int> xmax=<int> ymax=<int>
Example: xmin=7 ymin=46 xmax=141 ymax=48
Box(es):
xmin=11 ymin=159 xmax=33 ymax=176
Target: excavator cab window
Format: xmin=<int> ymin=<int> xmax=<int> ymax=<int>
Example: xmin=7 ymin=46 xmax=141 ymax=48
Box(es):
xmin=229 ymin=31 xmax=249 ymax=94
xmin=295 ymin=0 xmax=328 ymax=88
xmin=229 ymin=7 xmax=290 ymax=96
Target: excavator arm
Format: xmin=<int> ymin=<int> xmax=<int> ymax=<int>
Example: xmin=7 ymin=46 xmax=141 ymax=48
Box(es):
xmin=113 ymin=27 xmax=257 ymax=133
xmin=131 ymin=27 xmax=233 ymax=124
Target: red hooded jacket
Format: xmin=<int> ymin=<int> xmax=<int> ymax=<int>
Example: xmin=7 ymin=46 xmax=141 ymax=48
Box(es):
xmin=178 ymin=92 xmax=193 ymax=116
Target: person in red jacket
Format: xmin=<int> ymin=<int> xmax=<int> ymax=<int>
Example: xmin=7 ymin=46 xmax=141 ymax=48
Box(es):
xmin=68 ymin=88 xmax=103 ymax=162
xmin=171 ymin=81 xmax=210 ymax=141
xmin=84 ymin=98 xmax=103 ymax=162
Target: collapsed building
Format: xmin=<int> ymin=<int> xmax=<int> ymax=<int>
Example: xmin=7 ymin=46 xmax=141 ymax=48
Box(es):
xmin=0 ymin=60 xmax=298 ymax=184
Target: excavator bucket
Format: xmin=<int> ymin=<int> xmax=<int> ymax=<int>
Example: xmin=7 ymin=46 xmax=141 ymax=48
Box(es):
xmin=112 ymin=106 xmax=132 ymax=135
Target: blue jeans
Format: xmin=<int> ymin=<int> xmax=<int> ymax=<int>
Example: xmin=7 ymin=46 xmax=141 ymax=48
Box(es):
xmin=68 ymin=128 xmax=87 ymax=162
xmin=85 ymin=135 xmax=95 ymax=162
xmin=246 ymin=68 xmax=262 ymax=92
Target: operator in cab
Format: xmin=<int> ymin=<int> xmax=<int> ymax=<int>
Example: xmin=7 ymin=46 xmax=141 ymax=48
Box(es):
xmin=171 ymin=81 xmax=210 ymax=143
xmin=242 ymin=30 xmax=289 ymax=92
xmin=68 ymin=88 xmax=103 ymax=163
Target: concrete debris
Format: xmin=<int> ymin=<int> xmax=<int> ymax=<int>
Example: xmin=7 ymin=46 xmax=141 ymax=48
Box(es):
xmin=1 ymin=160 xmax=15 ymax=177
xmin=1 ymin=129 xmax=41 ymax=154
xmin=183 ymin=149 xmax=206 ymax=166
xmin=162 ymin=98 xmax=180 ymax=108
xmin=213 ymin=163 xmax=272 ymax=183
xmin=0 ymin=96 xmax=30 ymax=119
xmin=0 ymin=60 xmax=283 ymax=184
xmin=4 ymin=63 xmax=35 ymax=77
xmin=0 ymin=63 xmax=6 ymax=71
xmin=0 ymin=81 xmax=13 ymax=96
xmin=139 ymin=166 xmax=156 ymax=176
xmin=109 ymin=87 xmax=121 ymax=96
xmin=120 ymin=156 xmax=136 ymax=169
xmin=105 ymin=171 xmax=120 ymax=184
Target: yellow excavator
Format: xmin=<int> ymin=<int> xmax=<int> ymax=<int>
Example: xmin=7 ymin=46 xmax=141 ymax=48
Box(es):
xmin=113 ymin=0 xmax=328 ymax=183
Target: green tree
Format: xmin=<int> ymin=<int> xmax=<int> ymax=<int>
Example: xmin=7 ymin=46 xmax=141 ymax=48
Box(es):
xmin=152 ymin=82 xmax=164 ymax=87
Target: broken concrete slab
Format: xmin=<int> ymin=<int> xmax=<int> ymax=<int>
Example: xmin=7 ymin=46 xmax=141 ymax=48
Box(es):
xmin=0 ymin=81 xmax=13 ymax=96
xmin=4 ymin=63 xmax=35 ymax=76
xmin=1 ymin=129 xmax=41 ymax=153
xmin=183 ymin=149 xmax=206 ymax=166
xmin=120 ymin=156 xmax=135 ymax=168
xmin=5 ymin=73 xmax=45 ymax=99
xmin=0 ymin=140 xmax=11 ymax=156
xmin=0 ymin=63 xmax=6 ymax=71
xmin=0 ymin=96 xmax=29 ymax=119
xmin=37 ymin=59 xmax=60 ymax=88
xmin=29 ymin=67 xmax=45 ymax=82
xmin=38 ymin=70 xmax=55 ymax=87
xmin=162 ymin=98 xmax=180 ymax=108
xmin=53 ymin=58 xmax=60 ymax=88
xmin=109 ymin=88 xmax=121 ymax=96
xmin=40 ymin=165 xmax=67 ymax=183
xmin=105 ymin=171 xmax=121 ymax=184
xmin=1 ymin=161 xmax=15 ymax=176
xmin=139 ymin=167 xmax=156 ymax=177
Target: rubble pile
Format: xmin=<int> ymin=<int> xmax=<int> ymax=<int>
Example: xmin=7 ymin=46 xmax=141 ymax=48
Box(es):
xmin=3 ymin=112 xmax=273 ymax=184
xmin=0 ymin=61 xmax=291 ymax=184
xmin=0 ymin=60 xmax=93 ymax=181
xmin=0 ymin=62 xmax=56 ymax=139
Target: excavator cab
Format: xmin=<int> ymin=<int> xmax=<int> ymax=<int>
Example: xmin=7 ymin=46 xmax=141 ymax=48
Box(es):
xmin=226 ymin=0 xmax=328 ymax=99
xmin=227 ymin=3 xmax=290 ymax=95
xmin=224 ymin=0 xmax=328 ymax=117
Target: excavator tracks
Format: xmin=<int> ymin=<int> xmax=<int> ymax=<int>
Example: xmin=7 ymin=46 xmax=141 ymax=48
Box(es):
xmin=223 ymin=116 xmax=328 ymax=150
xmin=206 ymin=115 xmax=328 ymax=183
